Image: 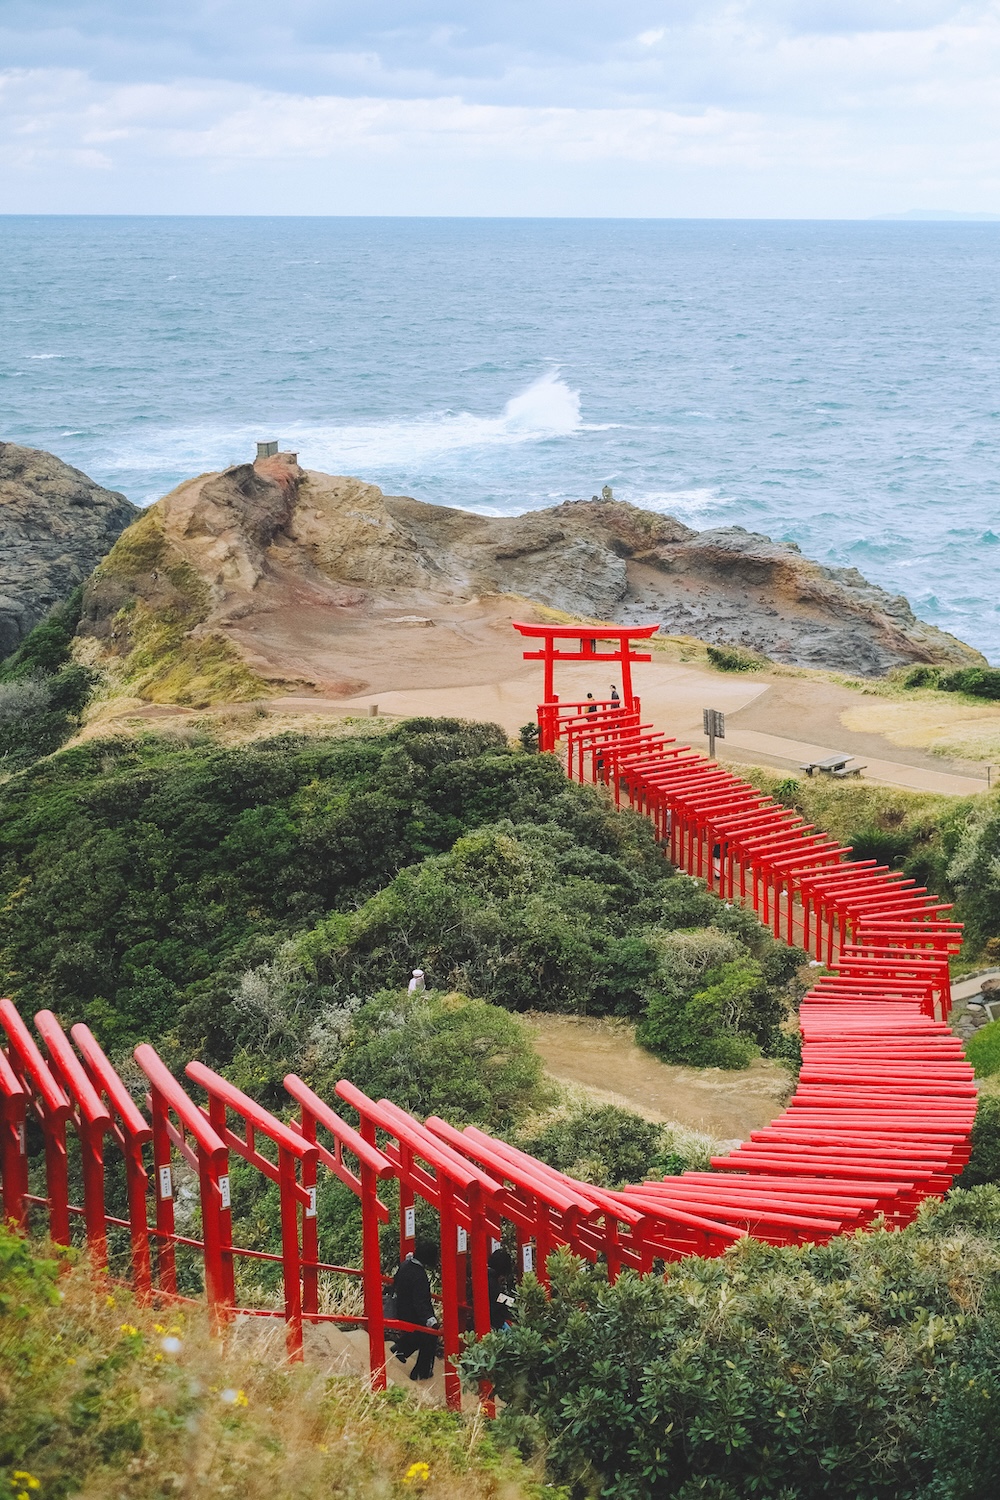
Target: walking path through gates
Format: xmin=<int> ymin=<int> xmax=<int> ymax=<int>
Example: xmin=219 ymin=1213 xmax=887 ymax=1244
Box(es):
xmin=0 ymin=624 xmax=976 ymax=1410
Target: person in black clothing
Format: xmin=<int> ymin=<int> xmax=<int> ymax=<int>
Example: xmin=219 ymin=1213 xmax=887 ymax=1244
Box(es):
xmin=487 ymin=1247 xmax=517 ymax=1331
xmin=391 ymin=1239 xmax=440 ymax=1381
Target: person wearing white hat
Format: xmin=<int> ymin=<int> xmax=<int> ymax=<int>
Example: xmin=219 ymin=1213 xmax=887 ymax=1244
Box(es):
xmin=408 ymin=969 xmax=425 ymax=994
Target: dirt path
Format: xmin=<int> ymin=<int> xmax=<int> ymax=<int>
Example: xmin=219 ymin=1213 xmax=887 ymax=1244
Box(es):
xmin=528 ymin=1014 xmax=793 ymax=1141
xmin=77 ymin=635 xmax=994 ymax=796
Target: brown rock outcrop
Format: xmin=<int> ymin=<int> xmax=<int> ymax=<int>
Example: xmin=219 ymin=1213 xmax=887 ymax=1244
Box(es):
xmin=0 ymin=442 xmax=138 ymax=658
xmin=79 ymin=453 xmax=984 ymax=699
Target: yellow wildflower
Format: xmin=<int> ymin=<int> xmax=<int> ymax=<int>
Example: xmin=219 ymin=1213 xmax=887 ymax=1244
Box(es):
xmin=219 ymin=1388 xmax=248 ymax=1407
xmin=153 ymin=1323 xmax=165 ymax=1334
xmin=104 ymin=1294 xmax=115 ymax=1308
xmin=403 ymin=1461 xmax=430 ymax=1485
xmin=119 ymin=1324 xmax=139 ymax=1337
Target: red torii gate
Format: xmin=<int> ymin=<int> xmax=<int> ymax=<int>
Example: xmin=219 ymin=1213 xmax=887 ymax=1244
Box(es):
xmin=513 ymin=621 xmax=658 ymax=749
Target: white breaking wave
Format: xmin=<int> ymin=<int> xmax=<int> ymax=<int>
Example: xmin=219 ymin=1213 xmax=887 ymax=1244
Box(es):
xmin=283 ymin=369 xmax=584 ymax=470
xmin=631 ymin=487 xmax=732 ymax=518
xmin=103 ymin=370 xmax=588 ymax=500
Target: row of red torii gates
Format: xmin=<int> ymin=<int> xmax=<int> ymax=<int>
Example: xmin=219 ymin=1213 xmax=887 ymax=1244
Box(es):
xmin=0 ymin=622 xmax=975 ymax=1411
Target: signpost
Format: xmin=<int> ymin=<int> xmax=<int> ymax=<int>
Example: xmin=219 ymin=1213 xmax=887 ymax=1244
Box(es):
xmin=703 ymin=708 xmax=725 ymax=759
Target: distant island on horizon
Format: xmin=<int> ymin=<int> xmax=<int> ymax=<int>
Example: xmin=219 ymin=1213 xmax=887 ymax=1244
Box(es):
xmin=874 ymin=209 xmax=1000 ymax=221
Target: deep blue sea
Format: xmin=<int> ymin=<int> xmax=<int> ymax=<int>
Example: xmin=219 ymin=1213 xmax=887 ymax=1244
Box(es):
xmin=3 ymin=217 xmax=1000 ymax=658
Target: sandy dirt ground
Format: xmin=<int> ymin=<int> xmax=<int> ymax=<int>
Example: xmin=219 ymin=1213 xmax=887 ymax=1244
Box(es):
xmin=80 ymin=649 xmax=992 ymax=796
xmin=528 ymin=1014 xmax=792 ymax=1141
xmin=322 ymin=654 xmax=990 ymax=794
xmin=299 ymin=1321 xmax=484 ymax=1411
xmin=77 ymin=578 xmax=997 ymax=794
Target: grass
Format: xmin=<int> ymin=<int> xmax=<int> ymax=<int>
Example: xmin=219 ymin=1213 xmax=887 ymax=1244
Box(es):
xmin=748 ymin=764 xmax=970 ymax=867
xmin=0 ymin=1229 xmax=554 ymax=1500
xmin=967 ymin=1019 xmax=1000 ymax=1079
xmin=82 ymin=511 xmax=266 ymax=709
xmin=840 ymin=689 xmax=1000 ymax=764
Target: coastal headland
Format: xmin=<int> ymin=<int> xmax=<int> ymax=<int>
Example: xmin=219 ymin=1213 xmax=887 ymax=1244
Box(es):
xmin=12 ymin=443 xmax=978 ymax=792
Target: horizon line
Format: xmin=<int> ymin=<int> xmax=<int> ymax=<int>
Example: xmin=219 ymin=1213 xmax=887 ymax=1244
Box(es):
xmin=3 ymin=212 xmax=1000 ymax=223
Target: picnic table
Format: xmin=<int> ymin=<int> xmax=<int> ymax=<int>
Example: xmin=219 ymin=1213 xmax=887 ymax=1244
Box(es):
xmin=799 ymin=753 xmax=867 ymax=779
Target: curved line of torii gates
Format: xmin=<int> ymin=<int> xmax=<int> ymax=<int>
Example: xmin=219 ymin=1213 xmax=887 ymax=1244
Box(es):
xmin=0 ymin=623 xmax=976 ymax=1411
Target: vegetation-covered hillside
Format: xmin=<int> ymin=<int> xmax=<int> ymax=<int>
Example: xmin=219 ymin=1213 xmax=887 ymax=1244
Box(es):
xmin=4 ymin=718 xmax=1000 ymax=1500
xmin=0 ymin=717 xmax=802 ymax=1082
xmin=0 ymin=713 xmax=807 ymax=1284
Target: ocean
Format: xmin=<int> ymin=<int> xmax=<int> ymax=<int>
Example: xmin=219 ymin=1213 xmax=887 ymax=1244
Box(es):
xmin=3 ymin=216 xmax=999 ymax=659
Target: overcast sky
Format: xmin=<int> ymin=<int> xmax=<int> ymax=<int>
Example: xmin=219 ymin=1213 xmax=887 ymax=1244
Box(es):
xmin=2 ymin=1 xmax=1000 ymax=216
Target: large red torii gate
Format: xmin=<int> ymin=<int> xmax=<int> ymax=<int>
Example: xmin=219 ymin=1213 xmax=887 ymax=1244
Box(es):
xmin=513 ymin=621 xmax=658 ymax=750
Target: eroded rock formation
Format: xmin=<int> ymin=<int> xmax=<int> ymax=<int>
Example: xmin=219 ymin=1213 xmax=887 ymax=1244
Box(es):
xmin=0 ymin=442 xmax=138 ymax=658
xmin=77 ymin=453 xmax=983 ymax=702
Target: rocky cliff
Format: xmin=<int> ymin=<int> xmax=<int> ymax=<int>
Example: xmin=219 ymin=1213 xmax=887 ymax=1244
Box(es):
xmin=0 ymin=442 xmax=138 ymax=659
xmin=76 ymin=453 xmax=983 ymax=704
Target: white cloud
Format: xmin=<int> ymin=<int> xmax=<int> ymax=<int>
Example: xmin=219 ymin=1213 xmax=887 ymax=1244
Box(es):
xmin=3 ymin=3 xmax=1000 ymax=212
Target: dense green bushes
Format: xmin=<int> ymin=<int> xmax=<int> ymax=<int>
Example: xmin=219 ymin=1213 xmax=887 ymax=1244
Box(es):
xmin=516 ymin=1104 xmax=712 ymax=1187
xmin=958 ymin=1095 xmax=1000 ymax=1188
xmin=0 ymin=721 xmax=800 ymax=1069
xmin=292 ymin=835 xmax=801 ymax=1056
xmin=638 ymin=953 xmax=783 ymax=1068
xmin=0 ymin=591 xmax=94 ymax=770
xmin=706 ymin=644 xmax=767 ymax=673
xmin=0 ymin=718 xmax=558 ymax=1050
xmin=462 ymin=1189 xmax=1000 ymax=1500
xmin=901 ymin=663 xmax=1000 ymax=700
xmin=966 ymin=1019 xmax=1000 ymax=1079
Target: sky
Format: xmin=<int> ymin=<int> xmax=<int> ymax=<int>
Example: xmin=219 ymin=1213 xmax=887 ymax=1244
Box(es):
xmin=2 ymin=1 xmax=1000 ymax=216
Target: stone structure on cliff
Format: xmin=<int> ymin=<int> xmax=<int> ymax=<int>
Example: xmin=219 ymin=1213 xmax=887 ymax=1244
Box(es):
xmin=0 ymin=442 xmax=138 ymax=659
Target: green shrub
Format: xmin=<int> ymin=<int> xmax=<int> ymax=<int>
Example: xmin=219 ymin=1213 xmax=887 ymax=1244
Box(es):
xmin=0 ymin=668 xmax=94 ymax=770
xmin=461 ymin=1189 xmax=1000 ymax=1500
xmin=947 ymin=800 xmax=1000 ymax=950
xmin=937 ymin=666 xmax=1000 ymax=700
xmin=515 ymin=1104 xmax=712 ymax=1188
xmin=900 ymin=663 xmax=941 ymax=689
xmin=706 ymin=644 xmax=767 ymax=672
xmin=966 ymin=1018 xmax=1000 ymax=1078
xmin=0 ymin=592 xmax=95 ymax=768
xmin=958 ymin=1094 xmax=1000 ymax=1187
xmin=637 ymin=958 xmax=776 ymax=1069
xmin=333 ymin=990 xmax=549 ymax=1132
xmin=0 ymin=588 xmax=83 ymax=679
